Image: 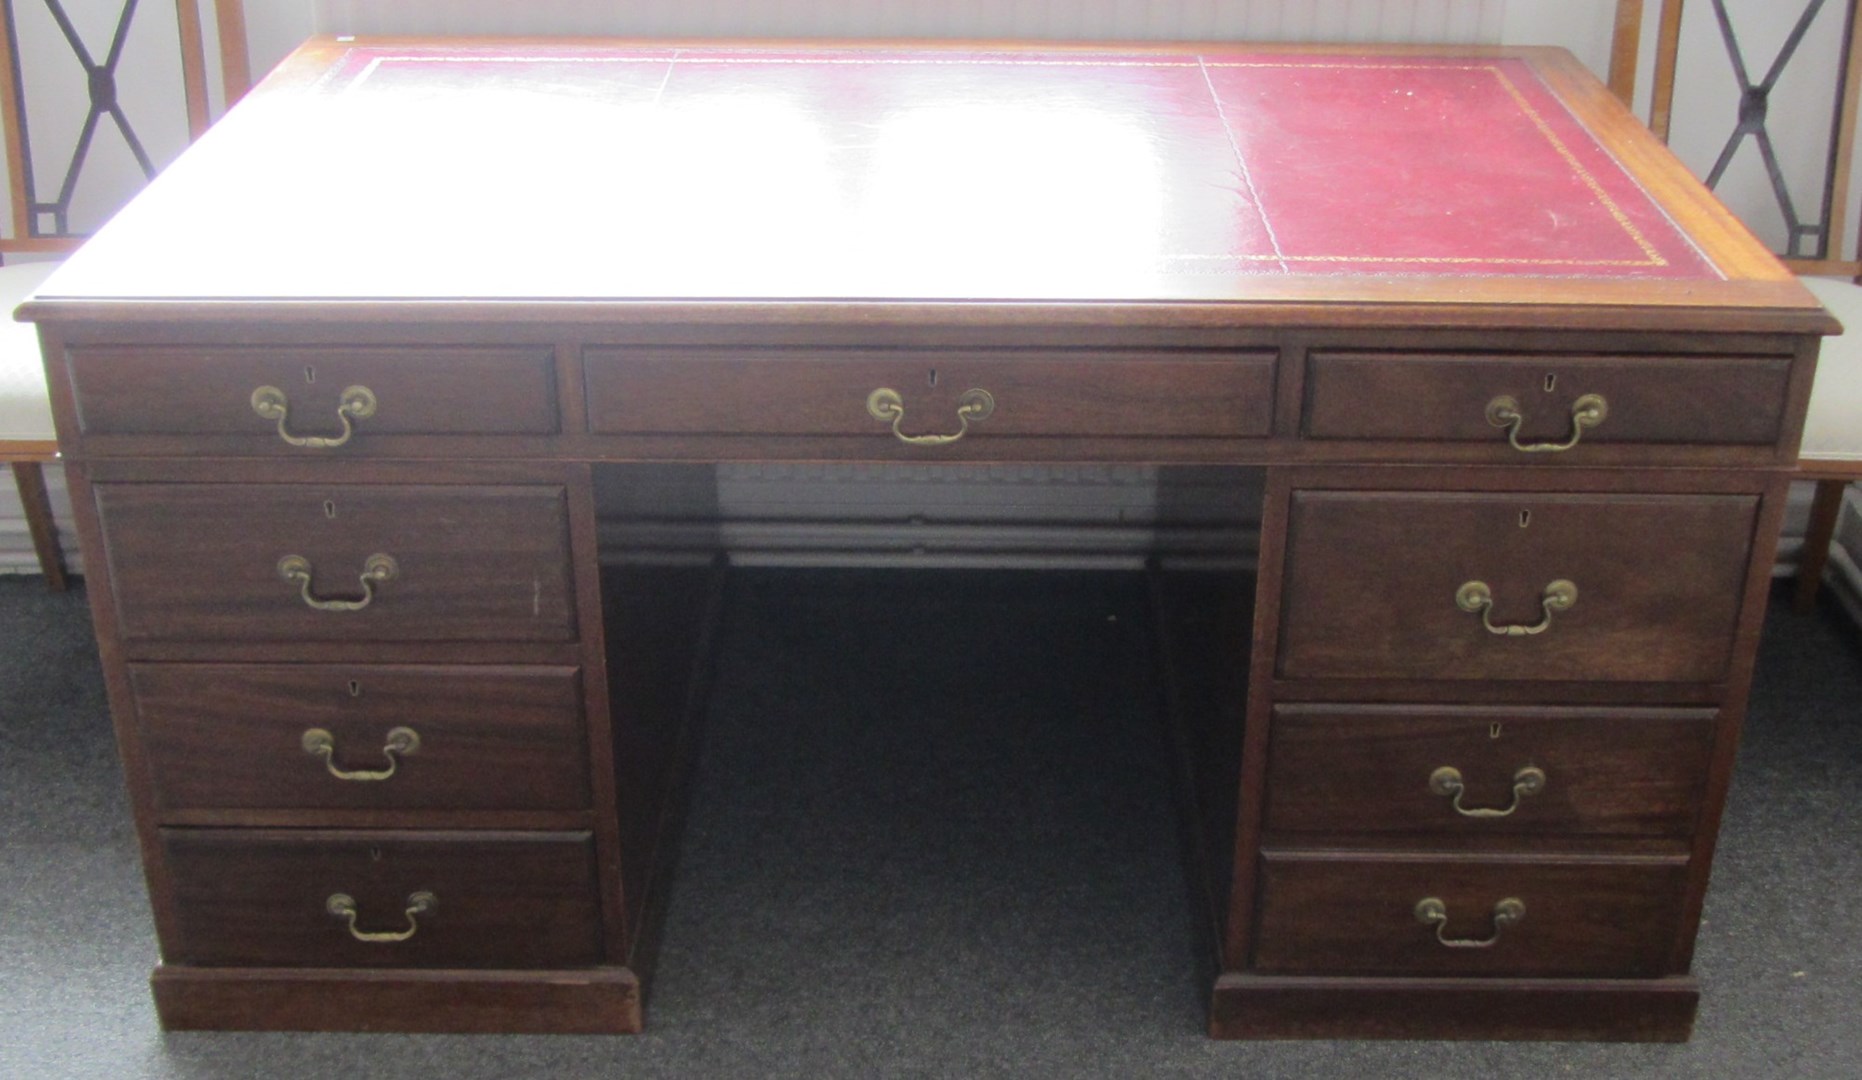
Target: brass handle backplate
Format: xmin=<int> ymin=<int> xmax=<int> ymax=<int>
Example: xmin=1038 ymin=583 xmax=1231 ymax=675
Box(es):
xmin=278 ymin=553 xmax=398 ymax=612
xmin=1485 ymin=393 xmax=1607 ymax=453
xmin=302 ymin=726 xmax=420 ymax=781
xmin=867 ymin=387 xmax=995 ymax=446
xmin=326 ymin=891 xmax=436 ymax=943
xmin=251 ymin=384 xmax=377 ymax=448
xmin=1455 ymin=579 xmax=1576 ymax=636
xmin=1429 ymin=765 xmax=1546 ymax=818
xmin=1414 ymin=896 xmax=1525 ymax=948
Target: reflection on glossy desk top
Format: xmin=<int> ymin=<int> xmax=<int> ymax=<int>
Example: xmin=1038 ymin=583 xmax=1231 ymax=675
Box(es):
xmin=24 ymin=38 xmax=1828 ymax=329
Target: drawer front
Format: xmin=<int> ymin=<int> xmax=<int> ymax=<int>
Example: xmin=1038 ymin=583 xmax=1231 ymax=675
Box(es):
xmin=1253 ymin=852 xmax=1689 ymax=977
xmin=161 ymin=830 xmax=603 ymax=968
xmin=583 ymin=348 xmax=1276 ymax=438
xmin=96 ymin=484 xmax=576 ymax=643
xmin=1303 ymin=352 xmax=1792 ymax=447
xmin=1277 ymin=491 xmax=1757 ymax=683
xmin=1264 ymin=705 xmax=1715 ymax=840
xmin=134 ymin=664 xmax=589 ymax=814
xmin=66 ymin=345 xmax=559 ymax=440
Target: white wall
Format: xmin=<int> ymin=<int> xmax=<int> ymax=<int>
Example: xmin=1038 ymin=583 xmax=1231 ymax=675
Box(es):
xmin=297 ymin=1 xmax=1509 ymax=52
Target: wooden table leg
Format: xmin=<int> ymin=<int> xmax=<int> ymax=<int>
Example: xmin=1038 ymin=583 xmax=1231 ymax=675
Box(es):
xmin=11 ymin=461 xmax=68 ymax=592
xmin=1795 ymin=479 xmax=1850 ymax=614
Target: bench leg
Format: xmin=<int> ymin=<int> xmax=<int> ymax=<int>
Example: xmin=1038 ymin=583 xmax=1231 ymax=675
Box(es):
xmin=1795 ymin=479 xmax=1849 ymax=614
xmin=11 ymin=461 xmax=68 ymax=592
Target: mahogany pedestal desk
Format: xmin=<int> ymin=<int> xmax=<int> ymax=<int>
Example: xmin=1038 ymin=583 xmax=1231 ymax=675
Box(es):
xmin=19 ymin=38 xmax=1837 ymax=1040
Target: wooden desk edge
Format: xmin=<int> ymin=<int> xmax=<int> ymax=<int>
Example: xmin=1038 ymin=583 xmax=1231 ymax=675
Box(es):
xmin=15 ymin=296 xmax=1842 ymax=337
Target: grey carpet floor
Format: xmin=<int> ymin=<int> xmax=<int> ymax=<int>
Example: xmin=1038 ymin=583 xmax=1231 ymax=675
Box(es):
xmin=1 ymin=570 xmax=1857 ymax=1079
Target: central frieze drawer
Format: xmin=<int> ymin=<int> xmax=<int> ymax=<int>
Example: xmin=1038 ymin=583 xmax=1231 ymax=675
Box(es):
xmin=1277 ymin=491 xmax=1757 ymax=683
xmin=161 ymin=830 xmax=602 ymax=968
xmin=65 ymin=345 xmax=559 ymax=440
xmin=1263 ymin=704 xmax=1715 ymax=840
xmin=133 ymin=664 xmax=589 ymax=814
xmin=1303 ymin=351 xmax=1792 ymax=447
xmin=95 ymin=484 xmax=576 ymax=643
xmin=1252 ymin=851 xmax=1690 ymax=978
xmin=582 ymin=348 xmax=1277 ymax=438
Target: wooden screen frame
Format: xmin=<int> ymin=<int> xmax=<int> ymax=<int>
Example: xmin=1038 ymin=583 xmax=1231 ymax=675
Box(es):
xmin=0 ymin=0 xmax=250 ymax=255
xmin=1641 ymin=0 xmax=1862 ymax=278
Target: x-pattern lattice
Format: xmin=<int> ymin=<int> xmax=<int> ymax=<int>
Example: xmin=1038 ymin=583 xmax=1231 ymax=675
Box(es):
xmin=6 ymin=0 xmax=155 ymax=238
xmin=1700 ymin=0 xmax=1841 ymax=259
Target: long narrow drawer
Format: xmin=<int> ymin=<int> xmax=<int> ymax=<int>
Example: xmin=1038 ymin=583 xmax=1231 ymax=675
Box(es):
xmin=161 ymin=830 xmax=602 ymax=968
xmin=1264 ymin=705 xmax=1715 ymax=840
xmin=133 ymin=664 xmax=589 ymax=814
xmin=1303 ymin=351 xmax=1793 ymax=447
xmin=65 ymin=345 xmax=559 ymax=440
xmin=1277 ymin=491 xmax=1757 ymax=683
xmin=95 ymin=484 xmax=576 ymax=643
xmin=1252 ymin=851 xmax=1689 ymax=977
xmin=582 ymin=348 xmax=1277 ymax=438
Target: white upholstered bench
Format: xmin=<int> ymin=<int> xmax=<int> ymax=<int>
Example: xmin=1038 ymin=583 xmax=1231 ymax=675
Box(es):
xmin=0 ymin=259 xmax=66 ymax=589
xmin=1797 ymin=276 xmax=1862 ymax=612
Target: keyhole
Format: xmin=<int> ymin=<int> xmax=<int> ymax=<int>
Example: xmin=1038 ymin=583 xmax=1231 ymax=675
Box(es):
xmin=1543 ymin=373 xmax=1557 ymax=393
xmin=347 ymin=680 xmax=362 ymax=697
xmin=305 ymin=365 xmax=317 ymax=385
xmin=370 ymin=847 xmax=383 ymax=862
xmin=927 ymin=369 xmax=939 ymax=387
xmin=324 ymin=500 xmax=337 ymax=519
xmin=1519 ymin=510 xmax=1531 ymax=529
xmin=1490 ymin=722 xmax=1504 ymax=739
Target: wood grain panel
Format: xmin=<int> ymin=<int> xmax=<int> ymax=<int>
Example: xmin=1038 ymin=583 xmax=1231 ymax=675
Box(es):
xmin=161 ymin=830 xmax=603 ymax=968
xmin=133 ymin=664 xmax=588 ymax=814
xmin=583 ymin=348 xmax=1276 ymax=439
xmin=67 ymin=345 xmax=558 ymax=440
xmin=1210 ymin=973 xmax=1697 ymax=1041
xmin=1303 ymin=352 xmax=1793 ymax=446
xmin=95 ymin=484 xmax=576 ymax=643
xmin=1264 ymin=704 xmax=1715 ymax=840
xmin=1253 ymin=851 xmax=1690 ymax=977
xmin=1277 ymin=491 xmax=1756 ymax=683
xmin=152 ymin=965 xmax=641 ymax=1033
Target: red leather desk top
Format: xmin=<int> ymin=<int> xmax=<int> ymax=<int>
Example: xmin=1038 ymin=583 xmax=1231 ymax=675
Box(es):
xmin=327 ymin=44 xmax=1712 ymax=279
xmin=26 ymin=39 xmax=1824 ymax=329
